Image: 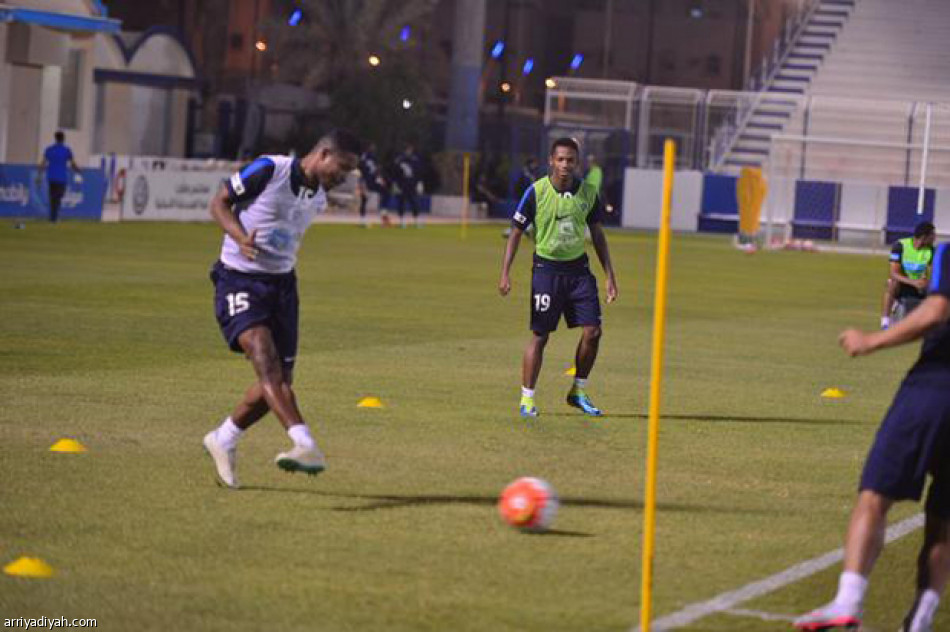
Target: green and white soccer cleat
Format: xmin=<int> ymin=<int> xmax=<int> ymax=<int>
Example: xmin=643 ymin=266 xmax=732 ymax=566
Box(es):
xmin=275 ymin=445 xmax=326 ymax=475
xmin=566 ymin=390 xmax=603 ymax=416
xmin=519 ymin=396 xmax=539 ymax=418
xmin=203 ymin=431 xmax=239 ymax=489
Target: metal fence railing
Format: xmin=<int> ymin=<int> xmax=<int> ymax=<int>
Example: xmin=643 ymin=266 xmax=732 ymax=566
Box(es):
xmin=544 ymin=79 xmax=950 ymax=190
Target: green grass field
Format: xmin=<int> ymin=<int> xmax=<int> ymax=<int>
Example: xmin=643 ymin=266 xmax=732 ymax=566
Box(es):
xmin=0 ymin=221 xmax=941 ymax=631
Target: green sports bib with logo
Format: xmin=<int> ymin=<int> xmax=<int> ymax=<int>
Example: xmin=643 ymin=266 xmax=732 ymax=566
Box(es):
xmin=532 ymin=177 xmax=599 ymax=261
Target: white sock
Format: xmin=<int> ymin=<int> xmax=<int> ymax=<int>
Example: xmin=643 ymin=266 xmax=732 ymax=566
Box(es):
xmin=833 ymin=571 xmax=868 ymax=612
xmin=287 ymin=424 xmax=315 ymax=450
xmin=215 ymin=417 xmax=243 ymax=451
xmin=521 ymin=386 xmax=535 ymax=399
xmin=573 ymin=378 xmax=588 ymax=391
xmin=908 ymin=589 xmax=940 ymax=631
xmin=881 ymin=316 xmax=891 ymax=327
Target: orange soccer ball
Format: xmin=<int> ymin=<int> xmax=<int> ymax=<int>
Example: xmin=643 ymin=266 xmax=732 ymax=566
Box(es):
xmin=498 ymin=477 xmax=559 ymax=532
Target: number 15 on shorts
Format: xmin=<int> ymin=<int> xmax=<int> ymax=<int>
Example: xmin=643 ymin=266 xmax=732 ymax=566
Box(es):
xmin=227 ymin=292 xmax=249 ymax=316
xmin=534 ymin=293 xmax=551 ymax=312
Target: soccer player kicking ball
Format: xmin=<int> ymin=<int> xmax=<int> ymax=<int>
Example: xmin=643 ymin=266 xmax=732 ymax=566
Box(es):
xmin=498 ymin=137 xmax=618 ymax=418
xmin=203 ymin=130 xmax=362 ymax=489
xmin=795 ymin=242 xmax=950 ymax=632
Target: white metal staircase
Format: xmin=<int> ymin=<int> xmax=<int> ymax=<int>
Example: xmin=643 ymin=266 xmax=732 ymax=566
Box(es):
xmin=722 ymin=0 xmax=856 ymax=170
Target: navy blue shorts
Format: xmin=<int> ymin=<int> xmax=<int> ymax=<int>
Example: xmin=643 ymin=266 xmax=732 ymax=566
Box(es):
xmin=860 ymin=374 xmax=950 ymax=516
xmin=210 ymin=261 xmax=299 ymax=367
xmin=530 ymin=270 xmax=601 ymax=334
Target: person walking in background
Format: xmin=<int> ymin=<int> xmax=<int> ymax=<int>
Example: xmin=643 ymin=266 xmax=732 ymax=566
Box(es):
xmin=516 ymin=157 xmax=541 ymax=198
xmin=584 ymin=154 xmax=603 ymax=195
xmin=795 ymin=242 xmax=950 ymax=632
xmin=37 ymin=131 xmax=80 ymax=223
xmin=393 ymin=143 xmax=422 ymax=228
xmin=357 ymin=142 xmax=390 ymax=227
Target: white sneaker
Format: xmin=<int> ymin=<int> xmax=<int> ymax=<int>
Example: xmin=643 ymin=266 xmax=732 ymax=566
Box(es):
xmin=900 ymin=613 xmax=933 ymax=632
xmin=203 ymin=431 xmax=238 ymax=489
xmin=275 ymin=444 xmax=326 ymax=475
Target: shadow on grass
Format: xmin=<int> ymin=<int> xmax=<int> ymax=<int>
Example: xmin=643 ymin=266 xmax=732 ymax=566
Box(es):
xmin=239 ymin=487 xmax=766 ymax=518
xmin=543 ymin=412 xmax=862 ymax=425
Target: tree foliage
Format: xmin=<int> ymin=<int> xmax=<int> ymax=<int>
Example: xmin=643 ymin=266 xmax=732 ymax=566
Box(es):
xmin=264 ymin=0 xmax=440 ymax=91
xmin=328 ymin=61 xmax=431 ymax=156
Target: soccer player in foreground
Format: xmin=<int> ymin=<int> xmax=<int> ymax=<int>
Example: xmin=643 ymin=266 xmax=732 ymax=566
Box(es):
xmin=795 ymin=242 xmax=950 ymax=631
xmin=203 ymin=129 xmax=362 ymax=489
xmin=498 ymin=137 xmax=618 ymax=418
xmin=881 ymin=221 xmax=935 ymax=330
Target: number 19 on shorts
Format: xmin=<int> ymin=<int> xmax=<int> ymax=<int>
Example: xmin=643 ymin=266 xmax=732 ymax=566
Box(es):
xmin=534 ymin=293 xmax=551 ymax=312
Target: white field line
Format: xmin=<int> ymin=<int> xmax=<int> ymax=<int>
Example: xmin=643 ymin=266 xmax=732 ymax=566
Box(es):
xmin=723 ymin=607 xmax=796 ymax=622
xmin=632 ymin=513 xmax=925 ymax=632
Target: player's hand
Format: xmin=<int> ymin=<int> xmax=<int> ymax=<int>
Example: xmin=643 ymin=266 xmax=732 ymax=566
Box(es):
xmin=914 ymin=278 xmax=929 ymax=291
xmin=498 ymin=274 xmax=511 ymax=297
xmin=605 ymin=275 xmax=618 ymax=304
xmin=839 ymin=328 xmax=875 ymax=357
xmin=238 ymin=229 xmax=260 ymax=261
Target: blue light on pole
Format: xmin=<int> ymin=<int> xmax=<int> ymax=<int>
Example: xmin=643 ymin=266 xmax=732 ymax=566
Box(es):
xmin=400 ymin=25 xmax=411 ymax=42
xmin=490 ymin=40 xmax=505 ymax=59
xmin=522 ymin=57 xmax=534 ymax=75
xmin=288 ymin=8 xmax=302 ymax=26
xmin=570 ymin=53 xmax=584 ymax=71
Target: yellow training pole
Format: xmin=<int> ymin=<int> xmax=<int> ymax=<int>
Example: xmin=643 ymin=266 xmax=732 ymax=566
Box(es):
xmin=640 ymin=138 xmax=676 ymax=632
xmin=461 ymin=153 xmax=471 ymax=240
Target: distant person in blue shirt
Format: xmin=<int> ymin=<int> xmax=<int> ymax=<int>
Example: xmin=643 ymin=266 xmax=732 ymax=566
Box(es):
xmin=37 ymin=131 xmax=80 ymax=223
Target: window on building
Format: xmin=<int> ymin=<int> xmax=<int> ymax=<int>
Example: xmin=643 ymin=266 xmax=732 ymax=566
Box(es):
xmin=705 ymin=54 xmax=721 ymax=76
xmin=230 ymin=33 xmax=244 ymax=50
xmin=58 ymin=49 xmax=82 ymax=129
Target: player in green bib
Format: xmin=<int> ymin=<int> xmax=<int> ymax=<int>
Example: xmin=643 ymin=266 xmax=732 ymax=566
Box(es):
xmin=881 ymin=222 xmax=936 ymax=329
xmin=499 ymin=137 xmax=618 ymax=418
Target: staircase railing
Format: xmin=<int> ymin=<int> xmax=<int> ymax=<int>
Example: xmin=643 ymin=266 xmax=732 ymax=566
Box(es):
xmin=745 ymin=0 xmax=823 ymax=92
xmin=710 ymin=0 xmax=826 ymax=170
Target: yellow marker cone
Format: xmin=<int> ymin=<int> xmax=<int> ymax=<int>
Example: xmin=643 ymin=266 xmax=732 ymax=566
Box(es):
xmin=49 ymin=438 xmax=86 ymax=453
xmin=564 ymin=366 xmax=576 ymax=377
xmin=3 ymin=557 xmax=54 ymax=578
xmin=357 ymin=397 xmax=384 ymax=408
xmin=821 ymin=388 xmax=847 ymax=399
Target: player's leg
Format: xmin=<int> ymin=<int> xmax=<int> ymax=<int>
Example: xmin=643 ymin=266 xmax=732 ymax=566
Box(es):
xmin=899 ymin=513 xmax=950 ymax=632
xmin=205 ymin=263 xmax=266 ymax=488
xmin=520 ymin=272 xmax=562 ymax=417
xmin=358 ymin=185 xmax=368 ymax=226
xmin=378 ymin=186 xmax=391 ymax=226
xmin=238 ymin=326 xmax=325 ymax=474
xmin=224 ymin=363 xmax=296 ymax=432
xmin=797 ymin=382 xmax=939 ymax=630
xmin=48 ymin=182 xmax=63 ymax=223
xmin=205 ymin=366 xmax=290 ymax=487
xmin=409 ymin=189 xmax=420 ymax=226
xmin=397 ymin=188 xmax=407 ymax=227
xmin=564 ymin=275 xmax=604 ymax=416
xmin=882 ymin=278 xmax=896 ymax=329
xmin=520 ymin=331 xmax=548 ymax=418
xmin=793 ymin=491 xmax=891 ymax=630
xmin=901 ymin=433 xmax=950 ymax=632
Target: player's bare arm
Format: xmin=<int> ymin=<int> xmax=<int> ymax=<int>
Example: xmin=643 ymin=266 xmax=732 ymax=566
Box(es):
xmin=589 ymin=222 xmax=617 ymax=303
xmin=499 ymin=227 xmax=524 ymax=296
xmin=841 ymin=293 xmax=950 ymax=357
xmin=889 ymin=261 xmax=928 ymax=291
xmin=210 ymin=184 xmax=259 ymax=261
